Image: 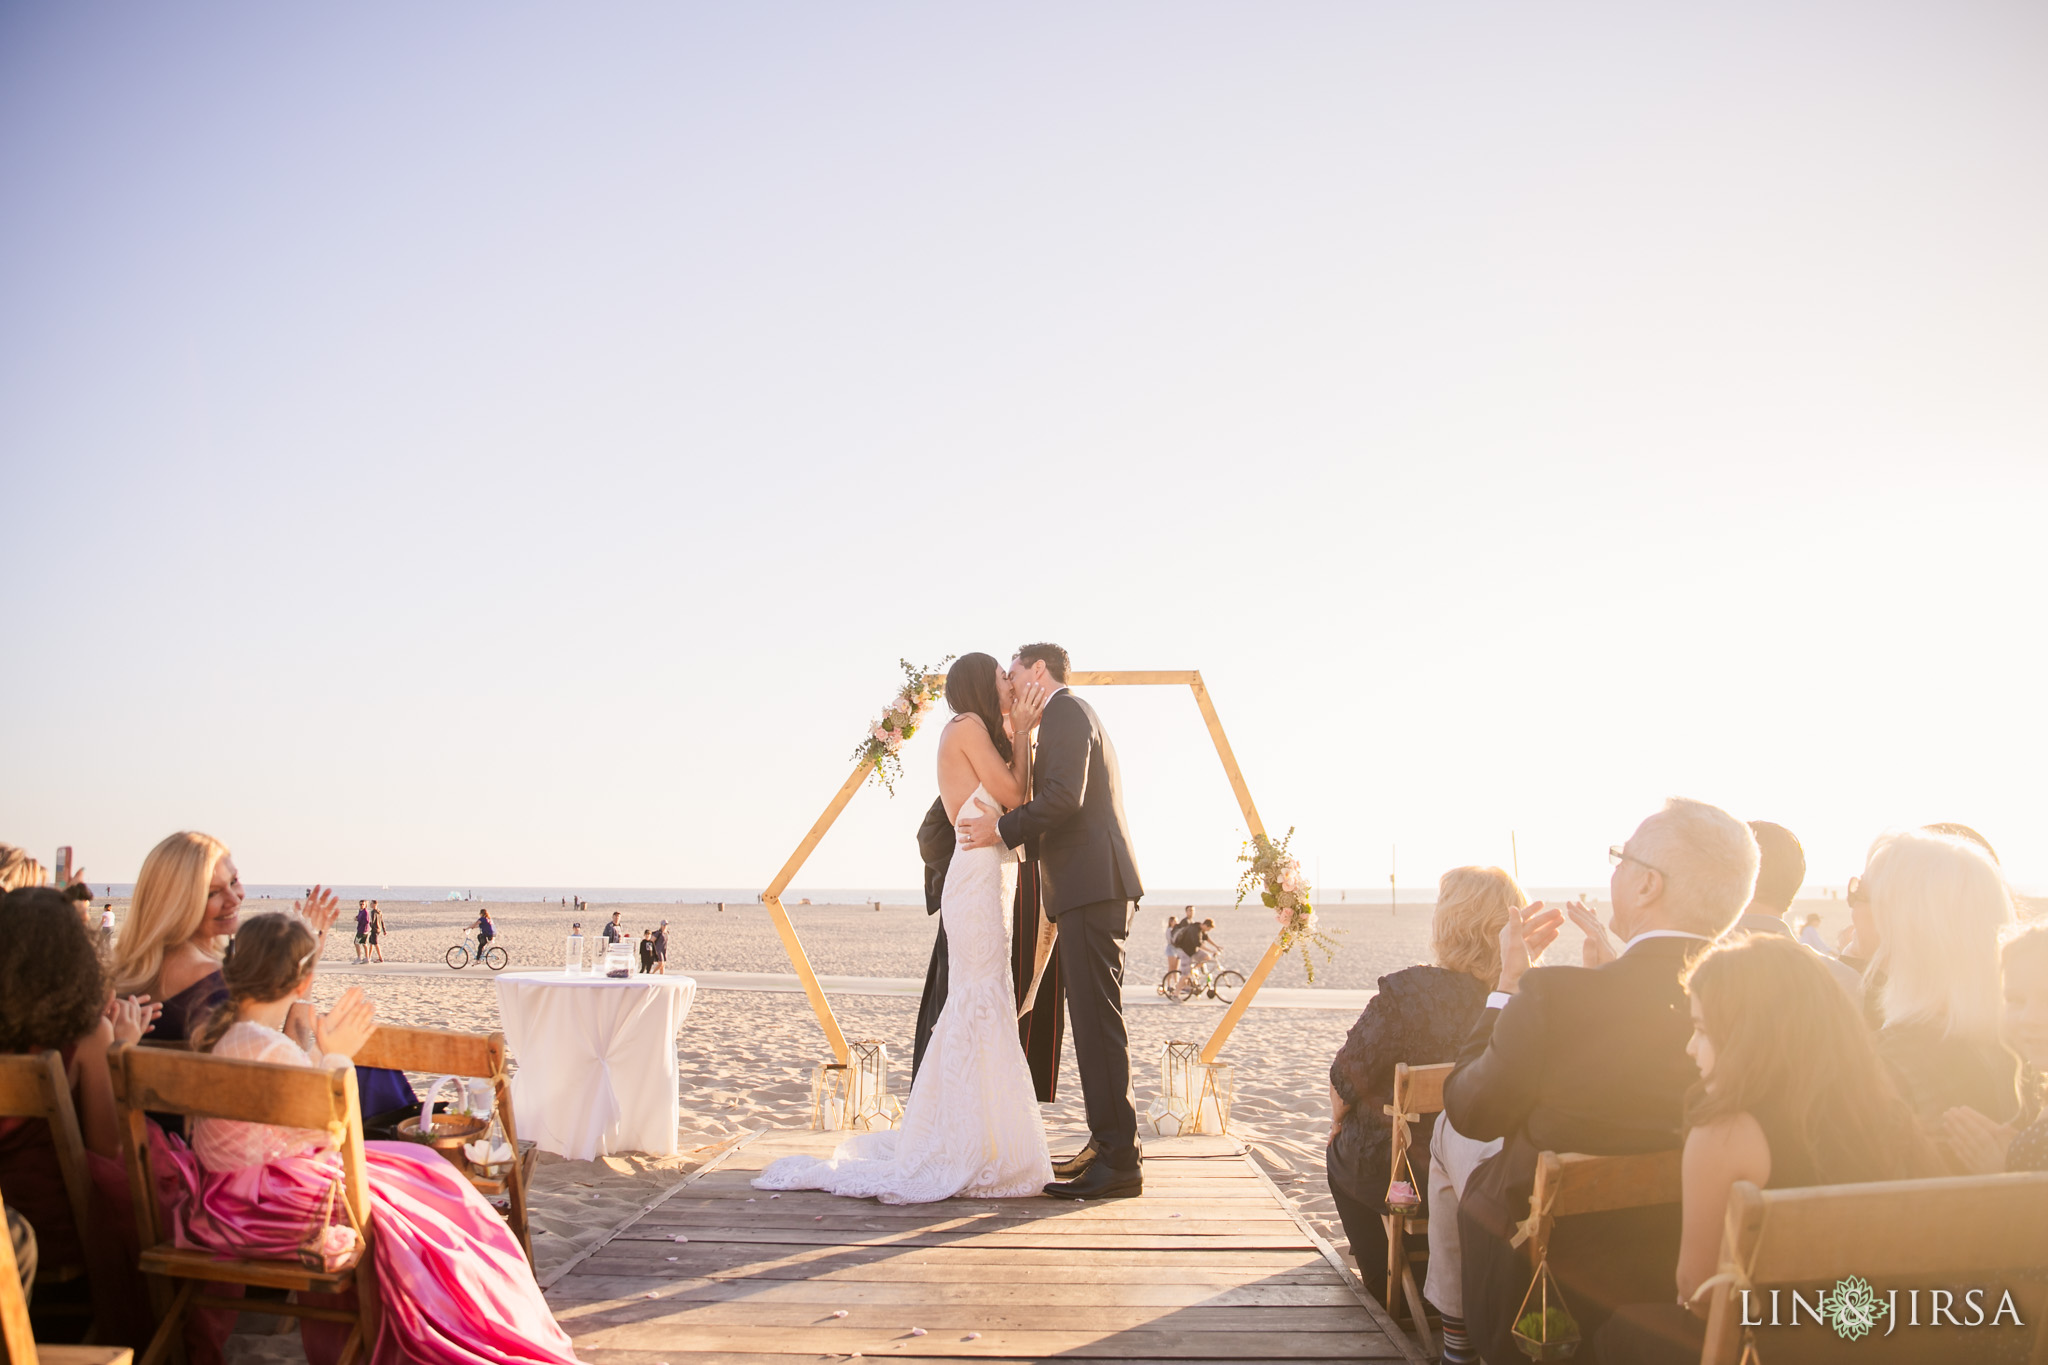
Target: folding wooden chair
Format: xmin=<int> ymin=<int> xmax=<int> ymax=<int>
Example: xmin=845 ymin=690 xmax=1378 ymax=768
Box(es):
xmin=0 ymin=1051 xmax=115 ymax=1343
xmin=107 ymin=1044 xmax=380 ymax=1365
xmin=1382 ymin=1061 xmax=1455 ymax=1357
xmin=2 ymin=1182 xmax=135 ymax=1365
xmin=1698 ymin=1171 xmax=2048 ymax=1365
xmin=1521 ymin=1148 xmax=1684 ymax=1267
xmin=351 ymin=1024 xmax=534 ymax=1262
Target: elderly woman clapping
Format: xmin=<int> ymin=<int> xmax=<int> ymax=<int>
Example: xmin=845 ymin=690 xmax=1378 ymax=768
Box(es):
xmin=1325 ymin=866 xmax=1532 ymax=1304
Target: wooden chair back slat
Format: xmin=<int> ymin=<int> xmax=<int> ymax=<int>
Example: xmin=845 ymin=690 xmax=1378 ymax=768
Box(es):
xmin=1524 ymin=1148 xmax=1682 ymax=1268
xmin=110 ymin=1048 xmax=349 ymax=1130
xmin=1391 ymin=1061 xmax=1453 ymax=1120
xmin=1542 ymin=1149 xmax=1684 ymax=1219
xmin=350 ymin=1025 xmax=530 ymax=1261
xmin=1744 ymin=1170 xmax=2048 ymax=1284
xmin=1700 ymin=1172 xmax=2048 ymax=1365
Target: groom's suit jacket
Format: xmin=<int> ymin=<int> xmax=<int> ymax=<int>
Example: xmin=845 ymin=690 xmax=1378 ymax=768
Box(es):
xmin=996 ymin=688 xmax=1144 ymax=918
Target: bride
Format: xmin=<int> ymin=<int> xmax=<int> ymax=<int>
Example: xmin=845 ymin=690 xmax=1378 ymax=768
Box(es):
xmin=754 ymin=652 xmax=1053 ymax=1202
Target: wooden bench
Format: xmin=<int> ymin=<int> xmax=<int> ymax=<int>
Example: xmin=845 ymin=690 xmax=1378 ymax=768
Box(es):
xmin=350 ymin=1024 xmax=534 ymax=1262
xmin=0 ymin=1050 xmax=118 ymax=1344
xmin=1699 ymin=1170 xmax=2048 ymax=1364
xmin=108 ymin=1044 xmax=382 ymax=1365
xmin=1382 ymin=1061 xmax=1454 ymax=1354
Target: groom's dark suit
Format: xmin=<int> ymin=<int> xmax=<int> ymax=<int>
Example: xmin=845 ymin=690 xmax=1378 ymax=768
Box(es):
xmin=997 ymin=686 xmax=1145 ymax=1165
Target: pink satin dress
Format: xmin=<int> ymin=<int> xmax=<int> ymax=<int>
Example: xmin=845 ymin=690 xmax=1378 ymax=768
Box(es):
xmin=156 ymin=1023 xmax=580 ymax=1365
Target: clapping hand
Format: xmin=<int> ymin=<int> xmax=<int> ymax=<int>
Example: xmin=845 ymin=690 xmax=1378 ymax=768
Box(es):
xmin=1567 ymin=901 xmax=1619 ymax=967
xmin=1497 ymin=901 xmax=1566 ymax=994
xmin=1941 ymin=1106 xmax=2015 ymax=1175
xmin=106 ymin=994 xmax=161 ymax=1046
xmin=296 ymin=885 xmax=340 ymax=936
xmin=314 ymin=987 xmax=378 ymax=1059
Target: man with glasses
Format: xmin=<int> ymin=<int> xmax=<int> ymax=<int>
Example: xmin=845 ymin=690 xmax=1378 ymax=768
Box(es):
xmin=1441 ymin=798 xmax=1759 ymax=1365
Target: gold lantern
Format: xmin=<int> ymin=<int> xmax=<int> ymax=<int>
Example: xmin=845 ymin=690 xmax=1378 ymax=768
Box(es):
xmin=809 ymin=1039 xmax=899 ymax=1132
xmin=1145 ymin=1041 xmax=1235 ymax=1137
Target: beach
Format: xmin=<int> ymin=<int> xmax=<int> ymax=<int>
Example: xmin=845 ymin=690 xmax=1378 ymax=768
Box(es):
xmin=165 ymin=891 xmax=1883 ymax=1362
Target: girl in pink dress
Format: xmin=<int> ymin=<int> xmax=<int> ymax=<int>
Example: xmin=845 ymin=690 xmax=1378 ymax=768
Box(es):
xmin=156 ymin=911 xmax=581 ymax=1365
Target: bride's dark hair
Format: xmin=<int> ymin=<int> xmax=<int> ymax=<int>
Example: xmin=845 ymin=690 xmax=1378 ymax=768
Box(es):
xmin=945 ymin=654 xmax=1012 ymax=763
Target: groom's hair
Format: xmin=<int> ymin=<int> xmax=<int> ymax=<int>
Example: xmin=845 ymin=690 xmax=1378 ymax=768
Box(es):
xmin=1015 ymin=642 xmax=1070 ymax=683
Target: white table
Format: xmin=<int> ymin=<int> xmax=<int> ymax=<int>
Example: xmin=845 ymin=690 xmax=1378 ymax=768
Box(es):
xmin=494 ymin=971 xmax=697 ymax=1160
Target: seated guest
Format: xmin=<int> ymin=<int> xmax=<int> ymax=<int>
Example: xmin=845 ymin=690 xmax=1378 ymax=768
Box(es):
xmin=1838 ymin=820 xmax=2000 ymax=980
xmin=1443 ymin=797 xmax=1759 ymax=1365
xmin=1325 ymin=866 xmax=1523 ymax=1306
xmin=162 ymin=912 xmax=580 ymax=1365
xmin=0 ymin=887 xmax=159 ymax=1346
xmin=1595 ymin=934 xmax=1942 ymax=1364
xmin=1857 ymin=828 xmax=2037 ymax=1127
xmin=112 ymin=832 xmax=414 ymax=1118
xmin=1944 ymin=928 xmax=2048 ymax=1172
xmin=1730 ymin=821 xmax=1862 ymax=1004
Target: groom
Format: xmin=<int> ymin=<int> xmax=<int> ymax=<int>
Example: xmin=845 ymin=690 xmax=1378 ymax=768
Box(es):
xmin=960 ymin=642 xmax=1146 ymax=1199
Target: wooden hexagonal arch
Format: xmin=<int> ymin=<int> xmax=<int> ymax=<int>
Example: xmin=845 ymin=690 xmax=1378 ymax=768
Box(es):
xmin=761 ymin=670 xmax=1288 ymax=1066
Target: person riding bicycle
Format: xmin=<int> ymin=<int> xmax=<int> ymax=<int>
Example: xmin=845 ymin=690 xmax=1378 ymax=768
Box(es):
xmin=1170 ymin=916 xmax=1214 ymax=972
xmin=472 ymin=907 xmax=497 ymax=949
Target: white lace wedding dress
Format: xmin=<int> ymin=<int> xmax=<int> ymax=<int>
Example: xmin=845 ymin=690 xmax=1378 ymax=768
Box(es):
xmin=753 ymin=783 xmax=1054 ymax=1203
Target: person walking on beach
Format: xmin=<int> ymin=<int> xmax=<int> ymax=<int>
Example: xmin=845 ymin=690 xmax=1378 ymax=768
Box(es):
xmin=652 ymin=920 xmax=669 ymax=974
xmin=97 ymin=902 xmax=117 ymax=945
xmin=368 ymin=900 xmax=385 ymax=963
xmin=601 ymin=910 xmax=623 ymax=954
xmin=353 ymin=900 xmax=370 ymax=964
xmin=638 ymin=928 xmax=656 ymax=974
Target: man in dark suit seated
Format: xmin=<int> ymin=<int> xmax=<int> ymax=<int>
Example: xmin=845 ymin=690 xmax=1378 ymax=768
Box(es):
xmin=1443 ymin=797 xmax=1759 ymax=1364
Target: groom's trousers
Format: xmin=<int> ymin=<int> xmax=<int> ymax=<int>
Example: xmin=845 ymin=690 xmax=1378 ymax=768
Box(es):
xmin=1054 ymin=896 xmax=1139 ymax=1165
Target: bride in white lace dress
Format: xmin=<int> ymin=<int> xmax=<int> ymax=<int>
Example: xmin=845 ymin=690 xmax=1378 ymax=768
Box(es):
xmin=754 ymin=653 xmax=1054 ymax=1203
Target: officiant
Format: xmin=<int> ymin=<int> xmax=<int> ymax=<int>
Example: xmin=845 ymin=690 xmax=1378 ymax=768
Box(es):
xmin=913 ymin=795 xmax=1064 ymax=1099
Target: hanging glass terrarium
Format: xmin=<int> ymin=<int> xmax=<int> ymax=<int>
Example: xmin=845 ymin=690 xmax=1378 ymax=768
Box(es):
xmin=1144 ymin=1041 xmax=1235 ymax=1137
xmin=809 ymin=1040 xmax=897 ymax=1131
xmin=1511 ymin=1257 xmax=1582 ymax=1360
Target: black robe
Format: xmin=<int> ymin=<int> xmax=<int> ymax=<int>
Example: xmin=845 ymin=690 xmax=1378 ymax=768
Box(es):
xmin=912 ymin=796 xmax=1064 ymax=1101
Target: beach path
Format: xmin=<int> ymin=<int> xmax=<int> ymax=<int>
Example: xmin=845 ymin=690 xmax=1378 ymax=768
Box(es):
xmin=545 ymin=1130 xmax=1423 ymax=1363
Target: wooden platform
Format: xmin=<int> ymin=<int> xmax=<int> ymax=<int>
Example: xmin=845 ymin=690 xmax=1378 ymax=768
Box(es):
xmin=546 ymin=1130 xmax=1423 ymax=1364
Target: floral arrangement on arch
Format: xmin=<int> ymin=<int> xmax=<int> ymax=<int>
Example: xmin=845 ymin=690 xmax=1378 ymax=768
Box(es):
xmin=1236 ymin=827 xmax=1341 ymax=983
xmin=851 ymin=657 xmax=954 ymax=794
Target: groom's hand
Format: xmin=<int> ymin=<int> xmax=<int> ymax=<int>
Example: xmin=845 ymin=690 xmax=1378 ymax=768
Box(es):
xmin=958 ymin=797 xmax=1006 ymax=850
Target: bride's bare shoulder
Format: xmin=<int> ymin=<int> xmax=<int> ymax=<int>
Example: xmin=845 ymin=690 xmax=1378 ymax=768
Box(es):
xmin=940 ymin=713 xmax=991 ymax=746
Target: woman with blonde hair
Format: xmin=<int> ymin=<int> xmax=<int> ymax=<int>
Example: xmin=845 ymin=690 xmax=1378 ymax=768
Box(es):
xmin=1324 ymin=865 xmax=1528 ymax=1314
xmin=1856 ymin=828 xmax=2038 ymax=1126
xmin=115 ymin=832 xmax=414 ymax=1117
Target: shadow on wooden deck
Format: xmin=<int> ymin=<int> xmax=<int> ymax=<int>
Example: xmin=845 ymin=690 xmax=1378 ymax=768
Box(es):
xmin=546 ymin=1130 xmax=1425 ymax=1364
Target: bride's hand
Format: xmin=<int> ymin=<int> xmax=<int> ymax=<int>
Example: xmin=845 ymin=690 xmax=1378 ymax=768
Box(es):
xmin=1009 ymin=680 xmax=1048 ymax=735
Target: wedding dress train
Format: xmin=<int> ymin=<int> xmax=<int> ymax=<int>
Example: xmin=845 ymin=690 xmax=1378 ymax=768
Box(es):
xmin=753 ymin=784 xmax=1053 ymax=1203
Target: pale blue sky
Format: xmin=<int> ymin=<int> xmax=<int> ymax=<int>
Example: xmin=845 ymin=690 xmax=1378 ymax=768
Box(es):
xmin=4 ymin=3 xmax=2045 ymax=895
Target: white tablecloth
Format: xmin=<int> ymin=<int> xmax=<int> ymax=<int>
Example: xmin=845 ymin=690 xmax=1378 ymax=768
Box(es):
xmin=494 ymin=971 xmax=697 ymax=1160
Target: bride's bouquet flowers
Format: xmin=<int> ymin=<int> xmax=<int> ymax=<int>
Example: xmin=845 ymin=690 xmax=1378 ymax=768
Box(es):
xmin=851 ymin=657 xmax=953 ymax=794
xmin=1235 ymin=827 xmax=1341 ymax=983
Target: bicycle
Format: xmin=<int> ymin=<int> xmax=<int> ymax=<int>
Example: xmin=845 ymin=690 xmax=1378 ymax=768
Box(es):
xmin=1157 ymin=957 xmax=1244 ymax=1005
xmin=447 ymin=932 xmax=508 ymax=971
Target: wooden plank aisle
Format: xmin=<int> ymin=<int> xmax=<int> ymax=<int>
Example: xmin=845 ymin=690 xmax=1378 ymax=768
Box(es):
xmin=549 ymin=1131 xmax=1425 ymax=1364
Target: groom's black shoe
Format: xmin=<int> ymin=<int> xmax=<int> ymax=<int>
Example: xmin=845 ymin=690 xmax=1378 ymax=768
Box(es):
xmin=1043 ymin=1158 xmax=1141 ymax=1201
xmin=1051 ymin=1143 xmax=1099 ymax=1181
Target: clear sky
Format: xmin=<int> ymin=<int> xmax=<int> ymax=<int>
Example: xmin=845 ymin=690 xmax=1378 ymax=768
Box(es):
xmin=4 ymin=3 xmax=2045 ymax=898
